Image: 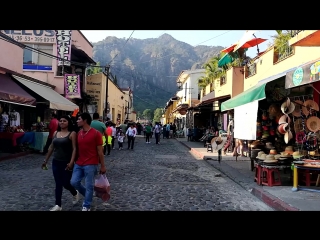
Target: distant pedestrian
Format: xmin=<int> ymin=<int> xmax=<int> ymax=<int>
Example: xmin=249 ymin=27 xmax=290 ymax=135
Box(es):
xmin=145 ymin=123 xmax=152 ymax=143
xmin=111 ymin=123 xmax=116 ymax=149
xmin=154 ymin=122 xmax=161 ymax=144
xmin=42 ymin=115 xmax=79 ymax=211
xmin=126 ymin=124 xmax=137 ymax=150
xmin=117 ymin=132 xmax=124 ymax=150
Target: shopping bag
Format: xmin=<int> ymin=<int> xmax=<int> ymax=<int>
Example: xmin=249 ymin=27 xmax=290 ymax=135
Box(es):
xmin=94 ymin=174 xmax=110 ymax=202
xmin=102 ymin=136 xmax=106 ymax=146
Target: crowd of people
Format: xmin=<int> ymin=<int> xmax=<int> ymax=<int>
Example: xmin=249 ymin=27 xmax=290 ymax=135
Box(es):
xmin=42 ymin=112 xmax=138 ymax=212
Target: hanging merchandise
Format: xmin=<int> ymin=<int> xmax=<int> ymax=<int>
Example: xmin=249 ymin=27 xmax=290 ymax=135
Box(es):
xmin=292 ymin=100 xmax=303 ymax=117
xmin=302 ymin=99 xmax=319 ymax=117
xmin=280 ymin=98 xmax=295 ymax=115
xmin=306 ymin=116 xmax=320 ymax=132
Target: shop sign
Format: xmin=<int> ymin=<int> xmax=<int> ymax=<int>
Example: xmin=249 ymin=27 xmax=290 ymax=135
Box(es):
xmin=285 ymin=61 xmax=320 ymax=89
xmin=64 ymin=74 xmax=81 ymax=99
xmin=55 ymin=30 xmax=72 ymax=66
xmin=0 ymin=30 xmax=56 ymax=43
xmin=86 ymin=78 xmax=103 ymax=115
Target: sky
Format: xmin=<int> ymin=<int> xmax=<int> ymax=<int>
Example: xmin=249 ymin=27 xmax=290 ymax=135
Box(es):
xmin=81 ymin=30 xmax=277 ymax=58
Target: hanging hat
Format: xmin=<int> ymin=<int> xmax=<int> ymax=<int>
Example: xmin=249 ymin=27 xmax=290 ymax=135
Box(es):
xmin=302 ymin=100 xmax=319 ymax=116
xmin=268 ymin=104 xmax=281 ymax=117
xmin=281 ymin=101 xmax=295 ymax=115
xmin=278 ymin=114 xmax=291 ymax=125
xmin=292 ymin=100 xmax=303 ymax=117
xmin=284 ymin=130 xmax=293 ymax=144
xmin=306 ymin=116 xmax=320 ymax=132
xmin=211 ymin=136 xmax=227 ymax=151
xmin=277 ymin=123 xmax=289 ymax=134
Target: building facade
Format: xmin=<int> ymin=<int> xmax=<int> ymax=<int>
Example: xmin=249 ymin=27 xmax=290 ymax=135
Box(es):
xmin=0 ymin=30 xmax=95 ymax=94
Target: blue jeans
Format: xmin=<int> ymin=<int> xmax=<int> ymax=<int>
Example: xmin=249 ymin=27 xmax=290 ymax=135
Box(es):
xmin=70 ymin=163 xmax=98 ymax=209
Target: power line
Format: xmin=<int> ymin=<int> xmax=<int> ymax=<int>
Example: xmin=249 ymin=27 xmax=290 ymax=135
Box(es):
xmin=108 ymin=30 xmax=135 ymax=65
xmin=139 ymin=30 xmax=233 ymax=64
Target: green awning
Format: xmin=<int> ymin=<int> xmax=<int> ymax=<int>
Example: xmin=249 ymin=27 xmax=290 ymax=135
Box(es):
xmin=218 ymin=54 xmax=233 ymax=67
xmin=221 ymin=82 xmax=267 ymax=112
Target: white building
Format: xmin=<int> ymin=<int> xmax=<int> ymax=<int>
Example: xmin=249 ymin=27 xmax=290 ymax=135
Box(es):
xmin=173 ymin=69 xmax=205 ymax=136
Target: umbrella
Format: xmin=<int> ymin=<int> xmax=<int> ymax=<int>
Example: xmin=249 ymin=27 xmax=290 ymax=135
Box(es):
xmin=233 ymin=37 xmax=267 ymax=52
xmin=218 ymin=53 xmax=234 ymax=67
xmin=221 ymin=43 xmax=238 ymax=53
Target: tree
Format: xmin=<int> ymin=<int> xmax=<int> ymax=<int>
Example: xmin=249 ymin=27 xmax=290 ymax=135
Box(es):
xmin=87 ymin=62 xmax=103 ymax=75
xmin=142 ymin=109 xmax=153 ymax=121
xmin=197 ymin=54 xmax=226 ymax=89
xmin=271 ymin=30 xmax=292 ymax=57
xmin=153 ymin=108 xmax=163 ymax=123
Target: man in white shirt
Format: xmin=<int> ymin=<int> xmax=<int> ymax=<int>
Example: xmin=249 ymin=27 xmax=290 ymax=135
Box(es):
xmin=126 ymin=124 xmax=137 ymax=150
xmin=111 ymin=123 xmax=117 ymax=149
xmin=154 ymin=122 xmax=161 ymax=144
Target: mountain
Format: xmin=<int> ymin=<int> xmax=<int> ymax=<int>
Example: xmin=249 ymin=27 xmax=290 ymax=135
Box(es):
xmin=91 ymin=33 xmax=224 ymax=113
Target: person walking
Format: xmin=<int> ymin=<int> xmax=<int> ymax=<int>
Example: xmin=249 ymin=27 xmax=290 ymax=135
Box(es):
xmin=117 ymin=132 xmax=124 ymax=150
xmin=154 ymin=122 xmax=161 ymax=144
xmin=162 ymin=124 xmax=167 ymax=139
xmin=145 ymin=123 xmax=152 ymax=143
xmin=126 ymin=124 xmax=137 ymax=150
xmin=42 ymin=115 xmax=79 ymax=211
xmin=43 ymin=113 xmax=59 ymax=155
xmin=70 ymin=112 xmax=106 ymax=211
xmin=111 ymin=123 xmax=116 ymax=149
xmin=104 ymin=122 xmax=112 ymax=155
xmin=91 ymin=112 xmax=108 ymax=155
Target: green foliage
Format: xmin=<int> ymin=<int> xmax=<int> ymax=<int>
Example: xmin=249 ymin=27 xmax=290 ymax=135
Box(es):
xmin=142 ymin=109 xmax=153 ymax=120
xmin=272 ymin=30 xmax=292 ymax=56
xmin=87 ymin=62 xmax=103 ymax=75
xmin=197 ymin=53 xmax=226 ymax=89
xmin=153 ymin=108 xmax=163 ymax=123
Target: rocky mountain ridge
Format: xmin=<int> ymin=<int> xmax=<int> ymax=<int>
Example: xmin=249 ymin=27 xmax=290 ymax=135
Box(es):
xmin=91 ymin=33 xmax=224 ymax=112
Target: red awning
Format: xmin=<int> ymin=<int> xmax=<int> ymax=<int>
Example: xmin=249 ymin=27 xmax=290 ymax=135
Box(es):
xmin=0 ymin=73 xmax=36 ymax=107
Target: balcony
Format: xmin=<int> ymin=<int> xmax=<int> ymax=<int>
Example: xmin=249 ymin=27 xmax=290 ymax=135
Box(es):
xmin=273 ymin=45 xmax=294 ymax=64
xmin=289 ymin=30 xmax=320 ymax=47
xmin=245 ymin=63 xmax=256 ymax=78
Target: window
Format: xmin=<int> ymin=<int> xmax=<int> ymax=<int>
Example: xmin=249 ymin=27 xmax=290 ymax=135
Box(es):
xmin=23 ymin=44 xmax=53 ymax=71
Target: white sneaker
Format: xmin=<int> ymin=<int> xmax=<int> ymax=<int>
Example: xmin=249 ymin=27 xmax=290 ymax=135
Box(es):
xmin=72 ymin=190 xmax=80 ymax=205
xmin=82 ymin=207 xmax=90 ymax=211
xmin=50 ymin=205 xmax=62 ymax=211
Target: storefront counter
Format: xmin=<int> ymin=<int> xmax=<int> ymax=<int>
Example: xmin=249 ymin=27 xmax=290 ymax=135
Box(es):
xmin=0 ymin=132 xmax=25 ymax=146
xmin=16 ymin=132 xmax=36 ymax=145
xmin=29 ymin=132 xmax=49 ymax=152
xmin=292 ymin=165 xmax=320 ymax=193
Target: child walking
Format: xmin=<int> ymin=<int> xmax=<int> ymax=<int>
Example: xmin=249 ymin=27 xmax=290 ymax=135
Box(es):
xmin=118 ymin=132 xmax=124 ymax=150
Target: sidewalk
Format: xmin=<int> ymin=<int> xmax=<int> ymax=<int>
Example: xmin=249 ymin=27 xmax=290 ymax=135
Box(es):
xmin=176 ymin=137 xmax=320 ymax=211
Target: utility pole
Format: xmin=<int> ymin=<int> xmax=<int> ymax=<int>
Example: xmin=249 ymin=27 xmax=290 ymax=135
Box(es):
xmin=104 ymin=65 xmax=110 ymax=122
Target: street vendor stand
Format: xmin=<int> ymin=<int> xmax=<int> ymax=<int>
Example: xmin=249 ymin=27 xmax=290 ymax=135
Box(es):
xmin=292 ymin=161 xmax=320 ymax=193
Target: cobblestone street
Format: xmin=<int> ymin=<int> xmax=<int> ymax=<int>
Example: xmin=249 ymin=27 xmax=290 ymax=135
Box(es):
xmin=0 ymin=136 xmax=273 ymax=211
